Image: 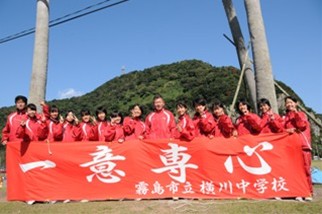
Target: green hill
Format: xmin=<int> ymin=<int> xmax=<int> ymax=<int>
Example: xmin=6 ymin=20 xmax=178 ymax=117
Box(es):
xmin=0 ymin=59 xmax=310 ymax=125
xmin=0 ymin=59 xmax=321 ymax=161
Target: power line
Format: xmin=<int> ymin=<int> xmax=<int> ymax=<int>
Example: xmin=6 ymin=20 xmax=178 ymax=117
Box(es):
xmin=0 ymin=0 xmax=130 ymax=44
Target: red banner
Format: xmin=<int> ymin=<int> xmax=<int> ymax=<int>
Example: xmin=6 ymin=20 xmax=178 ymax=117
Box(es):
xmin=6 ymin=133 xmax=310 ymax=201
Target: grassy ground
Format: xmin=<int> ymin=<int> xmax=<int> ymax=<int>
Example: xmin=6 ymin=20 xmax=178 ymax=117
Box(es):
xmin=0 ymin=161 xmax=321 ymax=214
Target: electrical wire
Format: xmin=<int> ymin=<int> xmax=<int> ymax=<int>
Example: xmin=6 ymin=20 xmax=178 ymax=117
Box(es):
xmin=0 ymin=0 xmax=130 ymax=44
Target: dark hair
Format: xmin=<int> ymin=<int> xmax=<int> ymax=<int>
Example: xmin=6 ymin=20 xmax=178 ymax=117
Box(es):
xmin=257 ymin=98 xmax=271 ymax=110
xmin=236 ymin=98 xmax=252 ymax=115
xmin=211 ymin=100 xmax=224 ymax=111
xmin=27 ymin=103 xmax=37 ymax=111
xmin=153 ymin=94 xmax=164 ymax=102
xmin=129 ymin=104 xmax=144 ymax=117
xmin=49 ymin=105 xmax=59 ymax=113
xmin=65 ymin=110 xmax=74 ymax=118
xmin=15 ymin=95 xmax=27 ymax=104
xmin=95 ymin=107 xmax=107 ymax=117
xmin=176 ymin=102 xmax=188 ymax=109
xmin=284 ymin=96 xmax=298 ymax=103
xmin=80 ymin=109 xmax=91 ymax=117
xmin=110 ymin=111 xmax=123 ymax=123
xmin=193 ymin=98 xmax=207 ymax=108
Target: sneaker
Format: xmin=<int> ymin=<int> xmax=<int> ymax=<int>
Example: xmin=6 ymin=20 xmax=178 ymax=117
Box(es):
xmin=80 ymin=199 xmax=89 ymax=203
xmin=295 ymin=197 xmax=304 ymax=202
xmin=304 ymin=197 xmax=313 ymax=201
xmin=172 ymin=197 xmax=179 ymax=201
xmin=49 ymin=200 xmax=57 ymax=204
xmin=26 ymin=200 xmax=35 ymax=205
xmin=63 ymin=199 xmax=70 ymax=203
xmin=274 ymin=197 xmax=282 ymax=201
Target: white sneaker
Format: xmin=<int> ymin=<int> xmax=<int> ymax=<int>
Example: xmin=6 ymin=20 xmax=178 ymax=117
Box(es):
xmin=274 ymin=197 xmax=282 ymax=201
xmin=80 ymin=199 xmax=89 ymax=203
xmin=63 ymin=199 xmax=70 ymax=203
xmin=295 ymin=197 xmax=304 ymax=202
xmin=304 ymin=197 xmax=313 ymax=201
xmin=49 ymin=200 xmax=57 ymax=204
xmin=26 ymin=200 xmax=35 ymax=205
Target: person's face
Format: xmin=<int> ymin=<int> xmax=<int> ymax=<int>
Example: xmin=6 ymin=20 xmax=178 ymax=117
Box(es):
xmin=16 ymin=100 xmax=26 ymax=111
xmin=50 ymin=110 xmax=59 ymax=119
xmin=66 ymin=112 xmax=75 ymax=122
xmin=82 ymin=114 xmax=91 ymax=123
xmin=238 ymin=103 xmax=249 ymax=115
xmin=176 ymin=106 xmax=187 ymax=116
xmin=259 ymin=103 xmax=270 ymax=114
xmin=97 ymin=112 xmax=106 ymax=121
xmin=154 ymin=98 xmax=165 ymax=111
xmin=27 ymin=108 xmax=36 ymax=118
xmin=213 ymin=106 xmax=224 ymax=117
xmin=111 ymin=116 xmax=121 ymax=124
xmin=131 ymin=106 xmax=142 ymax=118
xmin=285 ymin=98 xmax=297 ymax=111
xmin=195 ymin=104 xmax=206 ymax=114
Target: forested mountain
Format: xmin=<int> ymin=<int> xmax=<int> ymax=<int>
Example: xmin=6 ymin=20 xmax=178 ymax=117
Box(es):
xmin=0 ymin=59 xmax=308 ymax=125
xmin=0 ymin=59 xmax=321 ymax=156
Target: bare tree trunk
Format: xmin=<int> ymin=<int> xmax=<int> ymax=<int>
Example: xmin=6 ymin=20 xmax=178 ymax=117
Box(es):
xmin=29 ymin=0 xmax=49 ymax=111
xmin=222 ymin=0 xmax=257 ymax=112
xmin=244 ymin=0 xmax=278 ymax=112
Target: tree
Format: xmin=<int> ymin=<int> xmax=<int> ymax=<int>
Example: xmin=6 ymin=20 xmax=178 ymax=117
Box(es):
xmin=29 ymin=0 xmax=50 ymax=111
xmin=244 ymin=0 xmax=278 ymax=112
xmin=222 ymin=0 xmax=257 ymax=111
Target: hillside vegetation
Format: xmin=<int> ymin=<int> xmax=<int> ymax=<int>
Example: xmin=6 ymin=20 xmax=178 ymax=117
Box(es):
xmin=0 ymin=60 xmax=319 ymax=154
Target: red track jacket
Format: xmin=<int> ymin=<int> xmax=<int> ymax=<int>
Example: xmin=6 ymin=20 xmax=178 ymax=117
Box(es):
xmin=123 ymin=117 xmax=146 ymax=140
xmin=80 ymin=122 xmax=98 ymax=141
xmin=2 ymin=110 xmax=27 ymax=142
xmin=235 ymin=113 xmax=262 ymax=136
xmin=104 ymin=122 xmax=124 ymax=142
xmin=192 ymin=110 xmax=215 ymax=137
xmin=212 ymin=114 xmax=235 ymax=138
xmin=62 ymin=122 xmax=82 ymax=142
xmin=260 ymin=111 xmax=284 ymax=134
xmin=42 ymin=104 xmax=63 ymax=142
xmin=284 ymin=111 xmax=311 ymax=150
xmin=173 ymin=114 xmax=195 ymax=141
xmin=145 ymin=109 xmax=176 ymax=139
xmin=16 ymin=116 xmax=48 ymax=141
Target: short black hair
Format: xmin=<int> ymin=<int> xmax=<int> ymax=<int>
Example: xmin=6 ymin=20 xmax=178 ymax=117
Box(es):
xmin=284 ymin=96 xmax=298 ymax=103
xmin=176 ymin=102 xmax=188 ymax=109
xmin=236 ymin=98 xmax=252 ymax=115
xmin=65 ymin=110 xmax=74 ymax=118
xmin=110 ymin=111 xmax=123 ymax=123
xmin=80 ymin=109 xmax=91 ymax=117
xmin=95 ymin=107 xmax=107 ymax=117
xmin=257 ymin=98 xmax=271 ymax=110
xmin=49 ymin=105 xmax=59 ymax=113
xmin=129 ymin=104 xmax=144 ymax=116
xmin=15 ymin=95 xmax=27 ymax=104
xmin=193 ymin=98 xmax=207 ymax=108
xmin=211 ymin=100 xmax=224 ymax=111
xmin=27 ymin=103 xmax=37 ymax=111
xmin=153 ymin=94 xmax=164 ymax=102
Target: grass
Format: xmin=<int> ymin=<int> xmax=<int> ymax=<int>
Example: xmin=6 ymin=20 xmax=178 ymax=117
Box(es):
xmin=0 ymin=161 xmax=321 ymax=214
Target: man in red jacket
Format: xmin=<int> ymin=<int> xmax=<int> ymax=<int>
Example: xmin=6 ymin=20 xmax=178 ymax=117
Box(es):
xmin=1 ymin=95 xmax=28 ymax=145
xmin=145 ymin=94 xmax=176 ymax=139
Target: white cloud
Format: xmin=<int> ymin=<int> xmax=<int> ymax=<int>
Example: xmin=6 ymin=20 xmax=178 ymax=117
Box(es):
xmin=58 ymin=88 xmax=83 ymax=99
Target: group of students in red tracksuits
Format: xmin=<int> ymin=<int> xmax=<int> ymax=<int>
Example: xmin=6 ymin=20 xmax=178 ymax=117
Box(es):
xmin=1 ymin=94 xmax=313 ymax=200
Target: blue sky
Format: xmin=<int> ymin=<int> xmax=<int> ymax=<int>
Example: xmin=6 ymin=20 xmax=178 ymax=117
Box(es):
xmin=0 ymin=0 xmax=321 ymax=113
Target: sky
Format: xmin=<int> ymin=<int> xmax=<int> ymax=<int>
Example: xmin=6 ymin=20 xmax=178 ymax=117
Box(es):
xmin=0 ymin=0 xmax=321 ymax=113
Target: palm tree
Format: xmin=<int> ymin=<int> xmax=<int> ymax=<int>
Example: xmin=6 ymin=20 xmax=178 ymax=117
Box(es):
xmin=29 ymin=0 xmax=50 ymax=111
xmin=244 ymin=0 xmax=278 ymax=112
xmin=222 ymin=0 xmax=257 ymax=111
